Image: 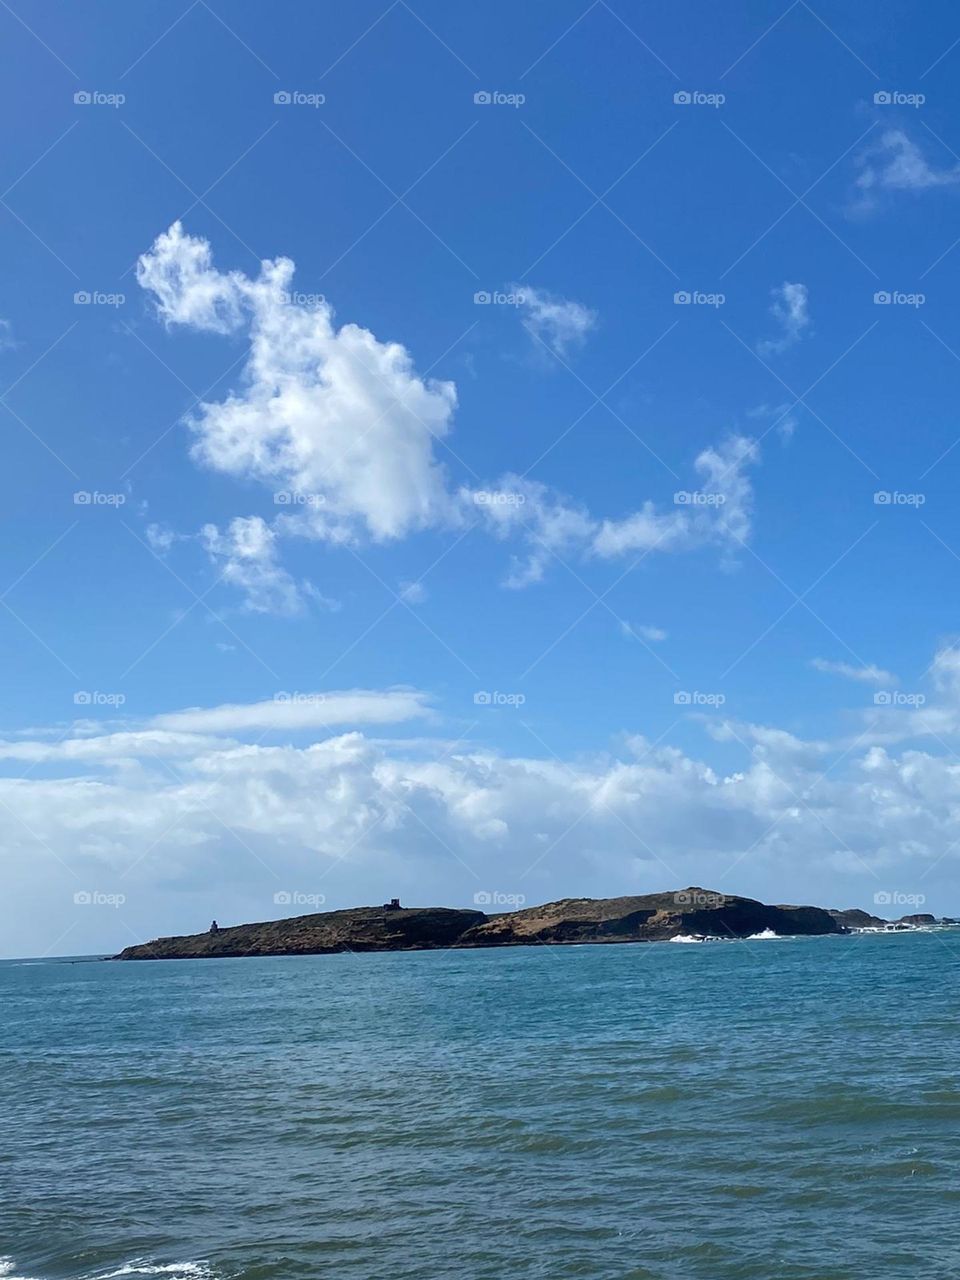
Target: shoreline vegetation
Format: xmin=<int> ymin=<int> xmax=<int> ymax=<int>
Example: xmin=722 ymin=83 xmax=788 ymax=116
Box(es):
xmin=113 ymin=888 xmax=958 ymax=960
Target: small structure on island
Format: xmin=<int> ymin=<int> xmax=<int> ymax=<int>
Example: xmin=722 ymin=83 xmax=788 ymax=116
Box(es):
xmin=383 ymin=897 xmax=401 ymax=911
xmin=209 ymin=920 xmax=220 ymax=934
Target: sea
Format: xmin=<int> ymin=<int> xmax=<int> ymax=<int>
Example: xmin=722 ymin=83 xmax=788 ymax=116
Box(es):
xmin=4 ymin=929 xmax=960 ymax=1280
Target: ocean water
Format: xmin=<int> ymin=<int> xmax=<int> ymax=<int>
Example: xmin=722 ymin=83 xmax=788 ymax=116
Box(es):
xmin=4 ymin=931 xmax=960 ymax=1280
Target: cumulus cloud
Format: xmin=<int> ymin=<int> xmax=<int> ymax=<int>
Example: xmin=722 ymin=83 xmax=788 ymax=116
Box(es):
xmin=758 ymin=282 xmax=810 ymax=356
xmin=811 ymin=658 xmax=896 ymax=685
xmin=513 ymin=284 xmax=597 ymax=357
xmin=137 ymin=224 xmax=760 ymax=602
xmin=138 ymin=222 xmax=458 ymax=545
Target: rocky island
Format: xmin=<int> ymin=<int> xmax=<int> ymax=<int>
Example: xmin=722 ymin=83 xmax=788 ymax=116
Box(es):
xmin=113 ymin=888 xmax=955 ymax=960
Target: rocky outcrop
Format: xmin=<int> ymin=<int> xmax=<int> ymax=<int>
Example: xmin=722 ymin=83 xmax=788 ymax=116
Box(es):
xmin=114 ymin=905 xmax=486 ymax=960
xmin=456 ymin=889 xmax=842 ymax=947
xmin=829 ymin=908 xmax=887 ymax=930
xmin=117 ymin=887 xmax=957 ymax=961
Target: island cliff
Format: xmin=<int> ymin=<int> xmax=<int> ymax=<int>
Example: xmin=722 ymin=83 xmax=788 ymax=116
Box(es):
xmin=114 ymin=887 xmax=880 ymax=960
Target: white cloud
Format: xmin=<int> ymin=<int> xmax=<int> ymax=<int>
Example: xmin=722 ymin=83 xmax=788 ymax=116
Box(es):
xmin=398 ymin=580 xmax=427 ymax=604
xmin=138 ymin=225 xmax=761 ymax=601
xmin=857 ymin=129 xmax=960 ymax=196
xmin=9 ymin=658 xmax=960 ymax=955
xmin=811 ymin=658 xmax=895 ymax=685
xmin=201 ymin=515 xmax=316 ymax=616
xmin=0 ymin=319 xmax=16 ymax=352
xmin=138 ymin=222 xmax=459 ymax=545
xmin=592 ymin=435 xmax=758 ymax=557
xmin=151 ymin=688 xmax=432 ymax=735
xmin=758 ymin=282 xmax=810 ymax=356
xmin=513 ymin=284 xmax=597 ymax=357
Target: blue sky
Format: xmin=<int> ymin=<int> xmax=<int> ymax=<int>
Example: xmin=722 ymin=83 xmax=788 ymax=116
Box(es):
xmin=5 ymin=0 xmax=960 ymax=956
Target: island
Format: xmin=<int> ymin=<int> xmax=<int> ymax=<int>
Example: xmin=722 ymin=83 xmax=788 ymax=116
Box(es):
xmin=112 ymin=888 xmax=956 ymax=960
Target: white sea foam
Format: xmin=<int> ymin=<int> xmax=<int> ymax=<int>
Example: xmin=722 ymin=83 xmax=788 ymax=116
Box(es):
xmin=0 ymin=1259 xmax=40 ymax=1280
xmin=99 ymin=1266 xmax=214 ymax=1279
xmin=0 ymin=1263 xmax=215 ymax=1280
xmin=747 ymin=928 xmax=781 ymax=940
xmin=669 ymin=933 xmax=704 ymax=943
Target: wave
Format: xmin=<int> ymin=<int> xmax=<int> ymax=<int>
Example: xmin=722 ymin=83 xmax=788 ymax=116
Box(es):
xmin=100 ymin=1266 xmax=215 ymax=1279
xmin=747 ymin=928 xmax=782 ymax=940
xmin=0 ymin=1261 xmax=215 ymax=1280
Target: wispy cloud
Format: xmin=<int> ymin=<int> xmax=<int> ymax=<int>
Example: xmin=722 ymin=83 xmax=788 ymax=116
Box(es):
xmin=852 ymin=129 xmax=960 ymax=213
xmin=811 ymin=658 xmax=896 ymax=685
xmin=758 ymin=282 xmax=810 ymax=356
xmin=513 ymin=284 xmax=597 ymax=357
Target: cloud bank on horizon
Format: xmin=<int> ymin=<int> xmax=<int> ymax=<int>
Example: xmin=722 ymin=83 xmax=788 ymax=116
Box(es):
xmin=4 ymin=638 xmax=960 ymax=956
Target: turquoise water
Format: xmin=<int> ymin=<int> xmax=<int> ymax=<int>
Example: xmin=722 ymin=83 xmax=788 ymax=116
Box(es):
xmin=4 ymin=932 xmax=960 ymax=1279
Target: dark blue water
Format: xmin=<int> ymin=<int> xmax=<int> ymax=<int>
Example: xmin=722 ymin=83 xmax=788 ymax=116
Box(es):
xmin=4 ymin=932 xmax=960 ymax=1280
